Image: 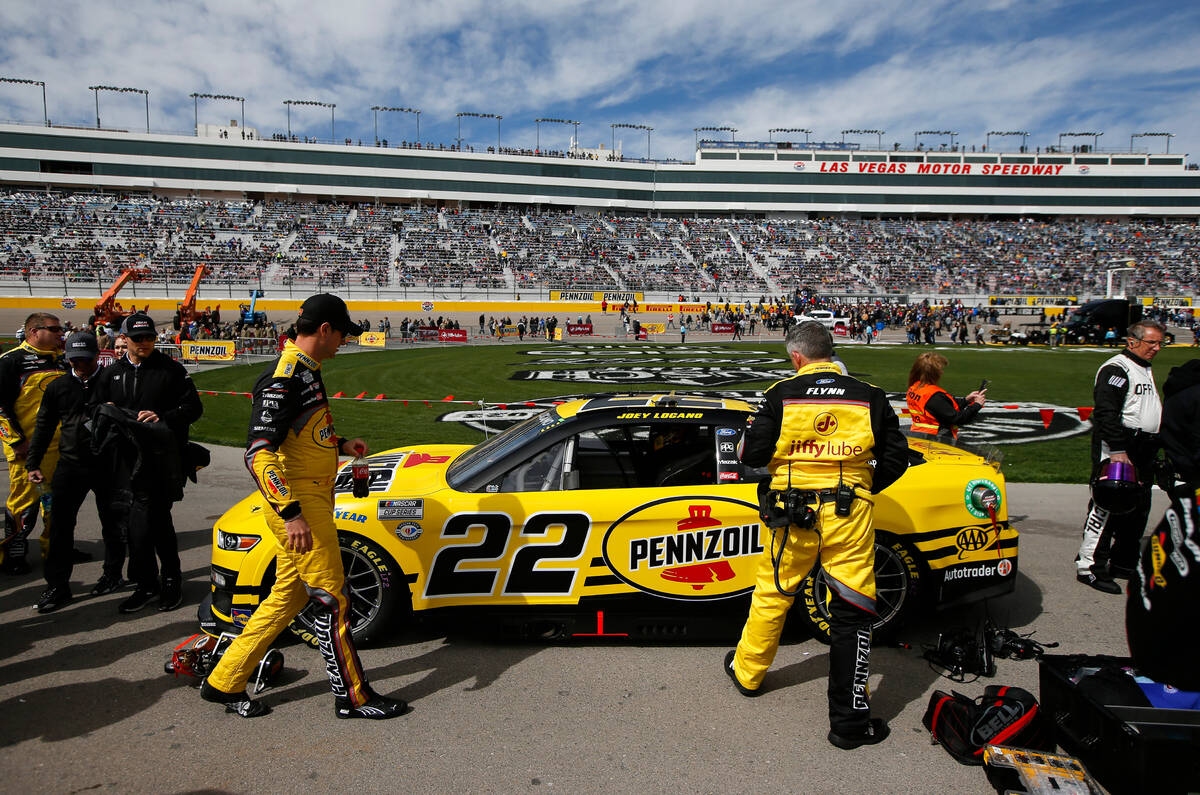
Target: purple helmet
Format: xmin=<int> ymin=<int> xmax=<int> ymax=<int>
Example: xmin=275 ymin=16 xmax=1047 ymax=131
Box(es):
xmin=1092 ymin=459 xmax=1141 ymax=514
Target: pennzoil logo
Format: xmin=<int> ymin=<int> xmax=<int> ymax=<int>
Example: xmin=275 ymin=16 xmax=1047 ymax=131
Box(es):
xmin=264 ymin=468 xmax=288 ymax=498
xmin=602 ymin=496 xmax=762 ymax=601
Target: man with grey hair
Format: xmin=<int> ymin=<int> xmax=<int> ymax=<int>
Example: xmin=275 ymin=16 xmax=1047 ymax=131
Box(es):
xmin=1076 ymin=318 xmax=1166 ymax=593
xmin=726 ymin=321 xmax=909 ymax=749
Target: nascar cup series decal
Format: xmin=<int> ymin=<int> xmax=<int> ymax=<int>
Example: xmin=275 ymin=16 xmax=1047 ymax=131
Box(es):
xmin=602 ymin=496 xmax=762 ymax=601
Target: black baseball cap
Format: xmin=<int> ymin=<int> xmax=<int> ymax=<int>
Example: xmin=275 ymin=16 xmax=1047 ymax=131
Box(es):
xmin=298 ymin=294 xmax=362 ymax=336
xmin=121 ymin=313 xmax=156 ymax=339
xmin=64 ymin=331 xmax=100 ymax=361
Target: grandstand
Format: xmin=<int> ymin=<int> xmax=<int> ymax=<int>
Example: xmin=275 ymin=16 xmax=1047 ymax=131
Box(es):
xmin=1 ymin=123 xmax=1198 ymax=303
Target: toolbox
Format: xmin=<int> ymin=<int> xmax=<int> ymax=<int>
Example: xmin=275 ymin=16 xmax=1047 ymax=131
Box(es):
xmin=1038 ymin=654 xmax=1200 ymax=794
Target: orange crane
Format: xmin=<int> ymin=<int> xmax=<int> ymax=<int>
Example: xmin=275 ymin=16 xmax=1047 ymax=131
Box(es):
xmin=92 ymin=266 xmax=149 ymax=325
xmin=176 ymin=264 xmax=210 ymax=325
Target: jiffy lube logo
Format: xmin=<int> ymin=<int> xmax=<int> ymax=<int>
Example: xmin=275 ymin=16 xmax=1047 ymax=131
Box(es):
xmin=602 ymin=496 xmax=762 ymax=600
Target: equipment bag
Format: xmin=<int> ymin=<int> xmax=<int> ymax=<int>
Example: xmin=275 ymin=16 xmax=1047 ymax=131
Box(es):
xmin=922 ymin=685 xmax=1054 ymax=765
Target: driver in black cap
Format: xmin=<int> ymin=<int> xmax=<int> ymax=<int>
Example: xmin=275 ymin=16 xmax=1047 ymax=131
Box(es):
xmin=92 ymin=312 xmax=203 ymax=613
xmin=203 ymin=293 xmax=408 ymax=719
xmin=28 ymin=332 xmax=127 ymax=612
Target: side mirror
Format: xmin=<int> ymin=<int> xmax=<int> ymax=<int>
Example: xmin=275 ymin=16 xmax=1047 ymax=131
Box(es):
xmin=564 ymin=470 xmax=580 ymax=491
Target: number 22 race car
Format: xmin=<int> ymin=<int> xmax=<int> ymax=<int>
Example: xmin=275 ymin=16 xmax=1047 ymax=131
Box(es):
xmin=200 ymin=394 xmax=1017 ymax=646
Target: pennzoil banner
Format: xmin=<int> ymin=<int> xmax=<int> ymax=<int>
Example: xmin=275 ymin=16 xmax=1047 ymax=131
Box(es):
xmin=358 ymin=331 xmax=387 ymax=347
xmin=181 ymin=341 xmax=236 ymax=361
xmin=550 ymin=290 xmax=644 ymax=302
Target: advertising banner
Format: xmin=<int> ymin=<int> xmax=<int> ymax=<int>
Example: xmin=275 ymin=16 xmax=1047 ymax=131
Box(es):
xmin=566 ymin=323 xmax=593 ymax=336
xmin=710 ymin=323 xmax=735 ymax=333
xmin=437 ymin=329 xmax=468 ymax=342
xmin=357 ymin=331 xmax=387 ymax=347
xmin=549 ymin=290 xmax=644 ymax=302
xmin=641 ymin=322 xmax=666 ymax=334
xmin=180 ymin=340 xmax=236 ymax=361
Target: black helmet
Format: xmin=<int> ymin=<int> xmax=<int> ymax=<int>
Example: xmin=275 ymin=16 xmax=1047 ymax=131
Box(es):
xmin=1091 ymin=459 xmax=1141 ymax=514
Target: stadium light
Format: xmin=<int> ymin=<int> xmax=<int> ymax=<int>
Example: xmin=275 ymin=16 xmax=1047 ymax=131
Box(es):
xmin=372 ymin=106 xmax=420 ymax=145
xmin=842 ymin=129 xmax=885 ymax=149
xmin=1057 ymin=131 xmax=1102 ymax=153
xmin=90 ymin=85 xmax=149 ymax=133
xmin=985 ymin=130 xmax=1029 ymax=153
xmin=694 ymin=126 xmax=737 ymax=147
xmin=283 ymin=99 xmax=335 ymax=141
xmin=769 ymin=128 xmax=812 ymax=143
xmin=611 ymin=123 xmax=652 ymax=159
xmin=190 ymin=92 xmax=245 ymax=134
xmin=914 ymin=130 xmax=958 ymax=151
xmin=0 ymin=77 xmax=47 ymax=126
xmin=534 ymin=118 xmax=580 ymax=152
xmin=1131 ymin=132 xmax=1174 ymax=154
xmin=457 ymin=112 xmax=502 ymax=151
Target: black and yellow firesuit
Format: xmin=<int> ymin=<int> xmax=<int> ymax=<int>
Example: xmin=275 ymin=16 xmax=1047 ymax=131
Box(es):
xmin=733 ymin=361 xmax=909 ymax=736
xmin=0 ymin=341 xmax=63 ymax=569
xmin=206 ymin=340 xmax=371 ymax=706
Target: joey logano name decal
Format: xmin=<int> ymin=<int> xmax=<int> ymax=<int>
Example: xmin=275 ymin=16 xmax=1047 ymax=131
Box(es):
xmin=603 ymin=496 xmax=763 ymax=601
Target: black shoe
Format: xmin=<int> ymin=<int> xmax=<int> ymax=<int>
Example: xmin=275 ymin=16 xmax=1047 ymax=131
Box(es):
xmin=70 ymin=548 xmax=92 ymax=564
xmin=828 ymin=718 xmax=890 ymax=750
xmin=1077 ymin=566 xmax=1122 ymax=594
xmin=118 ymin=586 xmax=159 ymax=613
xmin=91 ymin=574 xmax=127 ymax=596
xmin=1107 ymin=564 xmax=1135 ymax=581
xmin=724 ymin=650 xmax=761 ymax=697
xmin=335 ymin=693 xmax=410 ymax=720
xmin=1 ymin=555 xmax=30 ymax=575
xmin=201 ymin=679 xmax=270 ymax=718
xmin=158 ymin=577 xmax=183 ymax=612
xmin=36 ymin=585 xmax=73 ymax=613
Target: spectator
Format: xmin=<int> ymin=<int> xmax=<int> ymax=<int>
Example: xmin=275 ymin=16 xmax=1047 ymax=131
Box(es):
xmin=92 ymin=313 xmax=203 ymax=613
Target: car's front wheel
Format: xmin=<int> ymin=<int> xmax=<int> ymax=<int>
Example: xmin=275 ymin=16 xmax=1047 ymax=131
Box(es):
xmin=290 ymin=532 xmax=408 ymax=648
xmin=798 ymin=532 xmax=922 ymax=642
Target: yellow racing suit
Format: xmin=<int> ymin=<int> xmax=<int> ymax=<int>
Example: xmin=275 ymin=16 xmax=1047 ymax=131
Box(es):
xmin=733 ymin=361 xmax=909 ymax=735
xmin=206 ymin=340 xmax=371 ymax=705
xmin=0 ymin=341 xmax=63 ymax=568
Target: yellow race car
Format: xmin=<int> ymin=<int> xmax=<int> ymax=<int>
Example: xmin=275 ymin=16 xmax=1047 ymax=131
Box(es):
xmin=200 ymin=394 xmax=1017 ymax=645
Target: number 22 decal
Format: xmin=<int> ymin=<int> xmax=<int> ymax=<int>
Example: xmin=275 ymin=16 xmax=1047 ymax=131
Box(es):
xmin=424 ymin=511 xmax=590 ymax=598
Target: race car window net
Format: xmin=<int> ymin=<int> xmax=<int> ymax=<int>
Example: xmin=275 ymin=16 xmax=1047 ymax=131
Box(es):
xmin=447 ymin=411 xmax=552 ymax=490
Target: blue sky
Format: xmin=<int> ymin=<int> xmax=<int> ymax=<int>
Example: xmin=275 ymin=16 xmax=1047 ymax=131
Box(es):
xmin=2 ymin=0 xmax=1199 ymax=162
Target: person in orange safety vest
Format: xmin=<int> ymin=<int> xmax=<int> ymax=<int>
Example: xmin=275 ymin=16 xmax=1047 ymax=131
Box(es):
xmin=905 ymin=352 xmax=986 ymax=438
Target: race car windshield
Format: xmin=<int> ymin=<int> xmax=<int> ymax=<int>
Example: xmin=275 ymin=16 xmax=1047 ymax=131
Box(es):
xmin=446 ymin=410 xmax=558 ymax=490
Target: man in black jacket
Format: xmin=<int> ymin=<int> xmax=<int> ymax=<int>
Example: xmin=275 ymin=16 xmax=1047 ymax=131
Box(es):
xmin=726 ymin=321 xmax=910 ymax=750
xmin=92 ymin=313 xmax=203 ymax=613
xmin=27 ymin=332 xmax=126 ymax=612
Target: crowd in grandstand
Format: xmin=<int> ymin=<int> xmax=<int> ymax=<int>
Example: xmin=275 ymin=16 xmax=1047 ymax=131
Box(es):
xmin=2 ymin=189 xmax=1198 ymax=298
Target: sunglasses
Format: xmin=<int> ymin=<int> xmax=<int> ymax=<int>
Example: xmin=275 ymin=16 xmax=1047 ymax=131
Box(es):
xmin=128 ymin=334 xmax=156 ymax=343
xmin=34 ymin=325 xmax=64 ymax=333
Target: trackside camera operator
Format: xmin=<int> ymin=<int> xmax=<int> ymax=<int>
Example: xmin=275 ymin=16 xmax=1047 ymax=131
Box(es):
xmin=725 ymin=321 xmax=909 ymax=749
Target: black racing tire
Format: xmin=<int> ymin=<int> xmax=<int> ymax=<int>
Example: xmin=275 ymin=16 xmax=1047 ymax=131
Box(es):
xmin=798 ymin=532 xmax=922 ymax=643
xmin=289 ymin=532 xmax=408 ymax=649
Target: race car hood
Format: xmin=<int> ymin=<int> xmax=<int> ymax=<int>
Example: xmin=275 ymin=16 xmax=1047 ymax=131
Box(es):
xmin=904 ymin=434 xmax=996 ymax=468
xmin=359 ymin=444 xmax=472 ymax=497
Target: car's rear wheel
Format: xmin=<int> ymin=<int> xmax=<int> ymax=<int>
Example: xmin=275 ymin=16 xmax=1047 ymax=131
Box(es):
xmin=798 ymin=532 xmax=922 ymax=642
xmin=289 ymin=532 xmax=407 ymax=648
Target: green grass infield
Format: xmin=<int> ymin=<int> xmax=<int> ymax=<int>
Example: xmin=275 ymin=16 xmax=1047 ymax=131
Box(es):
xmin=191 ymin=341 xmax=1199 ymax=484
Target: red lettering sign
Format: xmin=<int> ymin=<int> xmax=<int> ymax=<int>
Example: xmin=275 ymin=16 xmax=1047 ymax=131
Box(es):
xmin=437 ymin=329 xmax=468 ymax=342
xmin=710 ymin=322 xmax=735 ymax=333
xmin=567 ymin=323 xmax=593 ymax=336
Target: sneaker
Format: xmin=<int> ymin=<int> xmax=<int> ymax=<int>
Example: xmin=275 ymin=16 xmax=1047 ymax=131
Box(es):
xmin=1077 ymin=566 xmax=1122 ymax=594
xmin=36 ymin=585 xmax=73 ymax=613
xmin=828 ymin=718 xmax=890 ymax=750
xmin=158 ymin=577 xmax=183 ymax=612
xmin=334 ymin=693 xmax=409 ymax=720
xmin=724 ymin=650 xmax=761 ymax=697
xmin=70 ymin=548 xmax=93 ymax=564
xmin=200 ymin=679 xmax=270 ymax=718
xmin=91 ymin=574 xmax=127 ymax=596
xmin=118 ymin=586 xmax=159 ymax=614
xmin=1 ymin=555 xmax=31 ymax=575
